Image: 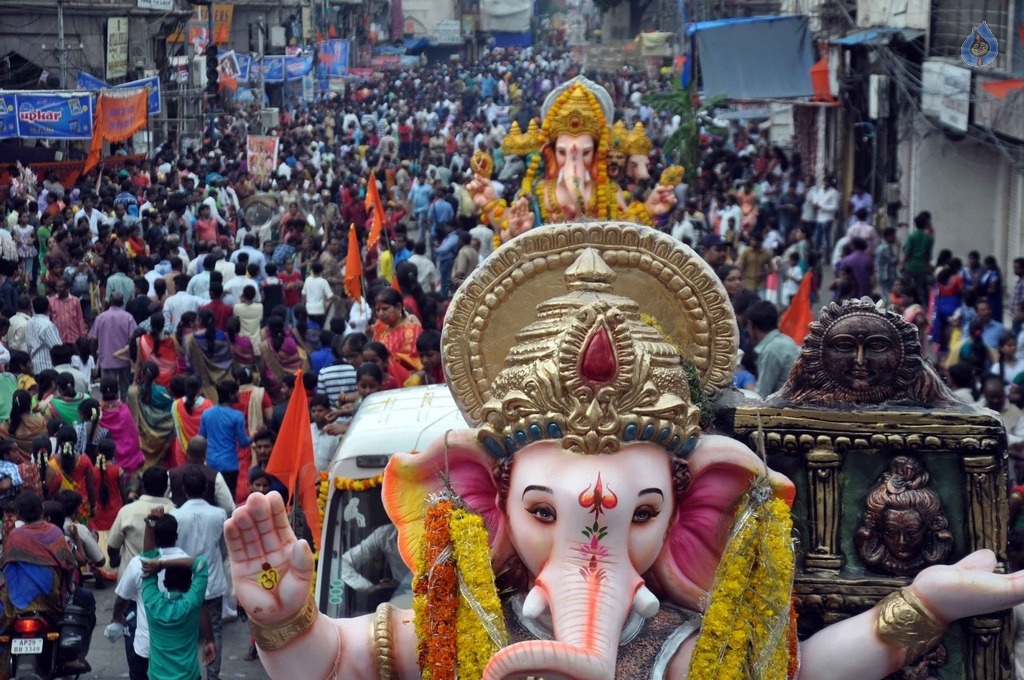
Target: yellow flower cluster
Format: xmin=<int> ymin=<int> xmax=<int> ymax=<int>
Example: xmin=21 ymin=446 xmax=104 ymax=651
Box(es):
xmin=450 ymin=509 xmax=507 ymax=680
xmin=333 ymin=474 xmax=384 ymax=492
xmin=688 ymin=488 xmax=795 ymax=680
xmin=626 ymin=200 xmax=653 ymax=227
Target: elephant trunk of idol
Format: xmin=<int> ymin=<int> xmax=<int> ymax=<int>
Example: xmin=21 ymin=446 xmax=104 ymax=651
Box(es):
xmin=484 ymin=552 xmax=656 ymax=680
xmin=558 ymin=151 xmax=591 ymax=203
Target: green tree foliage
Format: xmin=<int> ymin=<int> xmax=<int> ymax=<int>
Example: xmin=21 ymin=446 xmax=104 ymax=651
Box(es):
xmin=642 ymin=78 xmax=726 ymax=175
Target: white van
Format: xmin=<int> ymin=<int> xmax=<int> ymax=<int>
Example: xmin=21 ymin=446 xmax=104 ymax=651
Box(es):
xmin=314 ymin=384 xmax=468 ymax=618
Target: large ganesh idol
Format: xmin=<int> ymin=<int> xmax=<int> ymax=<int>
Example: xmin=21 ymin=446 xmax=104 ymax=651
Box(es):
xmin=467 ymin=77 xmax=679 ymax=244
xmin=225 ymin=224 xmax=1024 ymax=680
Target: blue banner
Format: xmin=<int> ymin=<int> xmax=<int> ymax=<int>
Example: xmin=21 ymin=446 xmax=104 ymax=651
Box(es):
xmin=0 ymin=93 xmax=16 ymax=139
xmin=320 ymin=40 xmax=349 ymax=78
xmin=284 ymin=55 xmax=314 ymax=81
xmin=76 ymin=72 xmax=161 ymax=116
xmin=76 ymin=71 xmax=108 ymax=91
xmin=262 ymin=56 xmax=285 ymax=83
xmin=15 ymin=92 xmax=93 ymax=139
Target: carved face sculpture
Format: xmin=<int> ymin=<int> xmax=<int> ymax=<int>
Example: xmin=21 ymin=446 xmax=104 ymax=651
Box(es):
xmin=821 ymin=315 xmax=903 ymax=392
xmin=607 ymin=149 xmax=626 ymax=178
xmin=627 ymin=154 xmax=651 ymax=183
xmin=880 ymin=508 xmax=926 ymax=562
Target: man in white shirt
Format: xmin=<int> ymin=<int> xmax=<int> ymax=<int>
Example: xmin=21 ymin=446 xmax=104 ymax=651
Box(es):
xmin=301 ymin=262 xmax=334 ymax=327
xmin=111 ymin=512 xmax=189 ymax=680
xmin=5 ymin=295 xmax=31 ymax=353
xmin=408 ymin=241 xmax=440 ymax=293
xmin=812 ymin=176 xmax=840 ymax=255
xmin=163 ymin=274 xmax=204 ymax=331
xmin=171 ymin=468 xmax=229 ymax=680
xmin=72 ymin=194 xmax=107 ymax=241
xmin=230 ymin=234 xmax=267 ymax=279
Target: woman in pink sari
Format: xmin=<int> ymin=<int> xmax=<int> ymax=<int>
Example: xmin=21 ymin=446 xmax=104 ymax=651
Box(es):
xmin=258 ymin=315 xmax=308 ymax=401
xmin=226 ymin=315 xmax=258 ymax=380
xmin=98 ymin=377 xmax=144 ymax=478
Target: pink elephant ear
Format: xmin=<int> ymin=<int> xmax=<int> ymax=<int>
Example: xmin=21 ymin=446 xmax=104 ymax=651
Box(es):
xmin=383 ymin=429 xmax=512 ymax=573
xmin=649 ymin=434 xmax=795 ymax=611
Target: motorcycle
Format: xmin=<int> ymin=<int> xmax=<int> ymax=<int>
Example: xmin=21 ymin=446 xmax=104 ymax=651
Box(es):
xmin=0 ymin=605 xmax=91 ymax=680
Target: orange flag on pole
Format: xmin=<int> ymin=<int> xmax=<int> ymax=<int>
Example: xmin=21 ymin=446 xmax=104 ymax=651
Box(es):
xmin=264 ymin=370 xmax=323 ymax=550
xmin=344 ymin=223 xmax=363 ymax=301
xmin=365 ymin=176 xmax=386 ymax=248
xmin=779 ymin=273 xmax=815 ymax=345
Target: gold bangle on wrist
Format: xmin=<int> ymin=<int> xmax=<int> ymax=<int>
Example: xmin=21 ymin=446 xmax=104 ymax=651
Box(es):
xmin=876 ymin=587 xmax=946 ymax=663
xmin=249 ymin=597 xmax=319 ymax=652
xmin=371 ymin=602 xmax=396 ymax=680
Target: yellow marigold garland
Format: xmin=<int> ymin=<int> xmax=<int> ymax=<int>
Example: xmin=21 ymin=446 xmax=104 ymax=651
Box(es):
xmin=413 ymin=499 xmax=458 ymax=680
xmin=333 ymin=473 xmax=384 ymax=492
xmin=688 ymin=482 xmax=795 ymax=680
xmin=449 ymin=508 xmax=507 ymax=679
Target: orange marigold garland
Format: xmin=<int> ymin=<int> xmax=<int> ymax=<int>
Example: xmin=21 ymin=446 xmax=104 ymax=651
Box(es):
xmin=413 ymin=498 xmax=458 ymax=680
xmin=333 ymin=473 xmax=384 ymax=492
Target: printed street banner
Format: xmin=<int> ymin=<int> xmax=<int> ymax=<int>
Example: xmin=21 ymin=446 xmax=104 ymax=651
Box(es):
xmin=247 ymin=135 xmax=280 ymax=185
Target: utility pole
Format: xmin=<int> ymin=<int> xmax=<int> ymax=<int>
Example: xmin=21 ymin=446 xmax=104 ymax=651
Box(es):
xmin=257 ymin=15 xmax=265 ymax=116
xmin=57 ymin=0 xmax=67 ymax=88
xmin=207 ymin=4 xmax=215 ymax=142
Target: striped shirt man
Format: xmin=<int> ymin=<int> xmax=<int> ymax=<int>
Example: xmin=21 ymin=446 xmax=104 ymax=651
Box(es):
xmin=25 ymin=312 xmax=61 ymax=373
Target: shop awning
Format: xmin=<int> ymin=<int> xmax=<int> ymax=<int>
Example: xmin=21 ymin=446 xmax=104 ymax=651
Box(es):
xmin=831 ymin=27 xmax=925 ymax=46
xmin=404 ymin=37 xmax=432 ymax=53
xmin=688 ymin=15 xmax=816 ymax=101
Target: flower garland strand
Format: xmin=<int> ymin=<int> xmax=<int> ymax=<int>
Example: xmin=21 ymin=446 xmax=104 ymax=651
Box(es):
xmin=333 ymin=473 xmax=384 ymax=493
xmin=687 ymin=481 xmax=795 ymax=680
xmin=413 ymin=498 xmax=458 ymax=680
xmin=449 ymin=508 xmax=508 ymax=679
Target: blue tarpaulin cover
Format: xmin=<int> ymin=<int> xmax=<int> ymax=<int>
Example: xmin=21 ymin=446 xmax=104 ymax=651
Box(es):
xmin=689 ymin=15 xmax=816 ymax=100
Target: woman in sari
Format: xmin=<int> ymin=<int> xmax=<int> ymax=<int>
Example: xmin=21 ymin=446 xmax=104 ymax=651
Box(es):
xmin=1 ymin=390 xmax=49 ymax=455
xmin=291 ymin=304 xmax=322 ymax=354
xmin=32 ymin=369 xmax=58 ymax=417
xmin=89 ymin=439 xmax=124 ymax=583
xmin=371 ymin=288 xmax=423 ymax=371
xmin=99 ymin=377 xmax=144 ymax=478
xmin=259 ymin=315 xmax=309 ymax=401
xmin=72 ymin=398 xmax=109 ymax=460
xmin=134 ymin=312 xmax=178 ymax=388
xmin=231 ymin=365 xmax=273 ymax=503
xmin=169 ymin=375 xmax=211 ymax=468
xmin=186 ymin=309 xmax=234 ymax=403
xmin=46 ymin=425 xmax=96 ymax=525
xmin=46 ymin=372 xmax=87 ymax=425
xmin=226 ymin=315 xmax=258 ymax=379
xmin=125 ymin=360 xmax=174 ymax=468
xmin=172 ymin=311 xmax=198 ymax=376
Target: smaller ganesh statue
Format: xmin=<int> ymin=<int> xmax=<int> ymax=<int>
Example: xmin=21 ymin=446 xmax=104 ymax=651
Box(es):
xmin=466 ymin=76 xmax=682 ymax=243
xmin=855 ymin=456 xmax=954 ymax=577
xmin=774 ymin=298 xmax=959 ymax=407
xmin=496 ymin=120 xmax=539 ymax=186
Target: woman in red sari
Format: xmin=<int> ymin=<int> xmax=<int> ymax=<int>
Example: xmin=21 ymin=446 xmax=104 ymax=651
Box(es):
xmin=134 ymin=312 xmax=178 ymax=388
xmin=47 ymin=425 xmax=96 ymax=525
xmin=371 ymin=288 xmax=423 ymax=371
xmin=169 ymin=375 xmax=211 ymax=468
xmin=90 ymin=439 xmax=124 ymax=582
xmin=230 ymin=366 xmax=273 ymax=503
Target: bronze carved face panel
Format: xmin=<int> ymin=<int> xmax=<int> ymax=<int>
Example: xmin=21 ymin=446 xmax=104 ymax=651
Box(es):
xmin=821 ymin=316 xmax=903 ymax=392
xmin=855 ymin=456 xmax=954 ymax=577
xmin=774 ymin=298 xmax=959 ymax=407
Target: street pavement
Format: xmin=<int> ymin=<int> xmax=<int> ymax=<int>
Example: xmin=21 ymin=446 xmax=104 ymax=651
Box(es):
xmin=79 ymin=582 xmax=271 ymax=680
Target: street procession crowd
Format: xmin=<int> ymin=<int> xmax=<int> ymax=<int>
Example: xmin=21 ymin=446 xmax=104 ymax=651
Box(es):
xmin=0 ymin=38 xmax=1022 ymax=680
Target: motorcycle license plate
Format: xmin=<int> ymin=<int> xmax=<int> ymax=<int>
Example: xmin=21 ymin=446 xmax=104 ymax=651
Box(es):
xmin=11 ymin=638 xmax=43 ymax=654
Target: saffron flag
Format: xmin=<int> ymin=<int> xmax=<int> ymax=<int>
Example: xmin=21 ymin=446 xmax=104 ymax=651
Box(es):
xmin=85 ymin=88 xmax=148 ymax=174
xmin=365 ymin=176 xmax=386 ymax=248
xmin=779 ymin=274 xmax=815 ymax=345
xmin=264 ymin=370 xmax=323 ymax=550
xmin=344 ymin=223 xmax=362 ymax=301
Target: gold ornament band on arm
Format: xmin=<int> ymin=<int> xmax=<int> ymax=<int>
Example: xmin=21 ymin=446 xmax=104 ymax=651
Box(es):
xmin=249 ymin=597 xmax=319 ymax=652
xmin=875 ymin=588 xmax=946 ymax=664
xmin=372 ymin=602 xmax=397 ymax=680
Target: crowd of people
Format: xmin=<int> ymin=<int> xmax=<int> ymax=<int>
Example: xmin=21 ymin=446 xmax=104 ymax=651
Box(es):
xmin=0 ymin=37 xmax=1021 ymax=679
